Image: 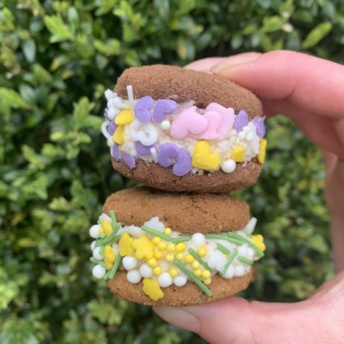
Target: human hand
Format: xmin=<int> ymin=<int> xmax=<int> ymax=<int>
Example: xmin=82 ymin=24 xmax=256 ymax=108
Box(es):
xmin=154 ymin=51 xmax=344 ymax=343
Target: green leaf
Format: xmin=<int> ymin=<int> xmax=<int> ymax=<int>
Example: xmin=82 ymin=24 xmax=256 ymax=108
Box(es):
xmin=44 ymin=15 xmax=73 ymax=43
xmin=262 ymin=16 xmax=286 ymax=33
xmin=22 ymin=38 xmax=36 ymax=63
xmin=302 ymin=22 xmax=332 ymax=49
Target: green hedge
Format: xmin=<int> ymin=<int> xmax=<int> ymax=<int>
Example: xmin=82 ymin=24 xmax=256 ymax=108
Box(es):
xmin=1 ymin=0 xmax=341 ymax=342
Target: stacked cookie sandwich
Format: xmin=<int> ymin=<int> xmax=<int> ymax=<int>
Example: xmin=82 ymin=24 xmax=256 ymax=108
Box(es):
xmin=90 ymin=65 xmax=267 ymax=306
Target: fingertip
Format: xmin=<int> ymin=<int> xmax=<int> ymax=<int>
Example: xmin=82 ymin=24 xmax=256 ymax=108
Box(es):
xmin=185 ymin=57 xmax=225 ymax=73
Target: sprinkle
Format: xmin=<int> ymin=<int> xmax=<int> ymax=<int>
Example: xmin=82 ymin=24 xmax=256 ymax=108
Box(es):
xmin=221 ymin=248 xmax=238 ymax=275
xmin=127 ymin=85 xmax=134 ymax=109
xmin=142 ymin=278 xmax=164 ymax=301
xmin=135 ymin=141 xmax=155 ymax=157
xmin=258 ymin=138 xmax=267 ymax=164
xmin=185 ymin=255 xmax=194 ymax=264
xmin=231 ymin=146 xmax=245 ymax=162
xmin=202 ymin=270 xmax=211 ymax=279
xmin=166 ymin=243 xmax=175 ymax=252
xmin=192 ymin=141 xmax=221 ymax=171
xmin=221 ymin=159 xmax=236 ymax=173
xmin=173 ymin=275 xmax=187 ymax=287
xmin=165 ymin=253 xmax=175 ymax=262
xmin=104 ymin=245 xmax=116 ymax=269
xmin=141 ymin=225 xmax=189 ymax=243
xmin=164 ymin=228 xmax=172 ymax=236
xmin=154 ymin=251 xmax=163 ymax=259
xmin=132 ymin=235 xmax=155 ymax=260
xmin=127 ymin=270 xmax=141 ymax=284
xmin=101 ymin=219 xmax=113 ymax=236
xmin=204 ymin=233 xmax=243 ymax=246
xmin=152 ymin=236 xmax=162 ymax=245
xmin=160 ymin=120 xmax=171 ymax=130
xmin=176 ymin=243 xmax=186 ymax=253
xmin=109 ymin=210 xmax=120 ymax=235
xmin=152 ymin=99 xmax=177 ymax=122
xmin=122 ymin=153 xmax=136 ymax=169
xmin=169 ymin=268 xmax=178 ymax=277
xmin=227 ymin=232 xmax=264 ymax=257
xmin=104 ymin=254 xmax=122 ymax=280
xmin=203 ymin=278 xmax=212 ymax=285
xmin=158 ymin=242 xmax=167 ymax=251
xmin=118 ymin=232 xmax=134 ymax=256
xmin=188 ymin=248 xmax=213 ymax=272
xmin=253 ymin=117 xmax=266 ymax=138
xmin=234 ymin=110 xmax=248 ymax=132
xmin=134 ymin=96 xmax=154 ymax=123
xmin=251 ymin=234 xmax=266 ymax=253
xmin=153 ymin=266 xmax=162 ymax=276
xmin=95 ymin=228 xmax=121 ymax=248
xmin=174 ymin=260 xmax=212 ymax=296
xmin=198 ymin=247 xmax=208 ymax=257
xmin=90 ymin=257 xmax=106 ymax=269
xmin=147 ymin=258 xmax=158 ymax=267
xmin=176 ymin=253 xmax=185 ymax=261
xmin=92 ymin=264 xmax=106 ymax=279
xmin=237 ymin=256 xmax=254 ymax=265
xmin=192 ymin=261 xmax=200 ymax=269
xmin=158 ymin=272 xmax=173 ymax=287
xmin=194 ymin=269 xmax=202 ymax=277
xmin=216 ymin=243 xmax=231 ymax=255
xmin=115 ymin=109 xmax=133 ymax=125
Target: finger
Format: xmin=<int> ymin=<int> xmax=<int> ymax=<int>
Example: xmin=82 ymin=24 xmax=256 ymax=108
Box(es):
xmin=154 ymin=273 xmax=344 ymax=344
xmin=185 ymin=57 xmax=225 ymax=73
xmin=211 ymin=50 xmax=344 ymax=121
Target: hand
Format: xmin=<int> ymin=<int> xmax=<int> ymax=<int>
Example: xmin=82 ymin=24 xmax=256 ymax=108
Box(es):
xmin=154 ymin=51 xmax=344 ymax=343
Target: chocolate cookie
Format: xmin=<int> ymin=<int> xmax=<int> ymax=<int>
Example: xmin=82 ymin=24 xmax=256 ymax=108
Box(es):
xmin=89 ymin=187 xmax=266 ymax=306
xmin=102 ymin=65 xmax=267 ymax=192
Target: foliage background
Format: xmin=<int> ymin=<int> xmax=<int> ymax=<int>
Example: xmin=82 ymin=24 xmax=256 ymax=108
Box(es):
xmin=1 ymin=0 xmax=342 ymax=342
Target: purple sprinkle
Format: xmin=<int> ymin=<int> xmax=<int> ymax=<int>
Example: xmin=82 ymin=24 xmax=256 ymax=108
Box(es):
xmin=122 ymin=153 xmax=136 ymax=169
xmin=134 ymin=96 xmax=154 ymax=123
xmin=135 ymin=141 xmax=155 ymax=156
xmin=104 ymin=108 xmax=109 ymax=119
xmin=234 ymin=110 xmax=248 ymax=132
xmin=108 ymin=121 xmax=117 ymax=135
xmin=112 ymin=143 xmax=121 ymax=161
xmin=173 ymin=148 xmax=192 ymax=176
xmin=157 ymin=143 xmax=178 ymax=167
xmin=253 ymin=117 xmax=266 ymax=138
xmin=152 ymin=99 xmax=177 ymax=123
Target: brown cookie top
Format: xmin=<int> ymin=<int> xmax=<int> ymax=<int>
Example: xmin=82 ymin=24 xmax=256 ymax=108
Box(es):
xmin=106 ymin=269 xmax=252 ymax=306
xmin=115 ymin=65 xmax=262 ymax=120
xmin=103 ymin=186 xmax=250 ymax=233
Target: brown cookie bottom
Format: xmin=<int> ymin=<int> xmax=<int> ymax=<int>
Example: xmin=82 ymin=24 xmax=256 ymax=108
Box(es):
xmin=111 ymin=158 xmax=262 ymax=193
xmin=107 ymin=269 xmax=253 ymax=306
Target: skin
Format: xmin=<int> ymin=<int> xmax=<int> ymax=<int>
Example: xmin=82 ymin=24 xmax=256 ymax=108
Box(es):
xmin=154 ymin=51 xmax=344 ymax=343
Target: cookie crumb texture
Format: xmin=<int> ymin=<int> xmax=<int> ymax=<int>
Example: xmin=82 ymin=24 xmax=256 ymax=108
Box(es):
xmin=107 ymin=269 xmax=253 ymax=306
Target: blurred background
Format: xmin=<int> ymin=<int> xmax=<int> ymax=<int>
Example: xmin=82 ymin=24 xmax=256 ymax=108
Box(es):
xmin=1 ymin=0 xmax=343 ymax=343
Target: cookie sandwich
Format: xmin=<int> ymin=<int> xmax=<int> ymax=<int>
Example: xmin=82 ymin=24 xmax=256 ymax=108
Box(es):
xmin=89 ymin=187 xmax=265 ymax=306
xmin=101 ymin=65 xmax=267 ymax=192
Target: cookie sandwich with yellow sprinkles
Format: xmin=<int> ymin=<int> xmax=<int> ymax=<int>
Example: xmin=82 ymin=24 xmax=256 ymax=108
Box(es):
xmin=89 ymin=187 xmax=265 ymax=306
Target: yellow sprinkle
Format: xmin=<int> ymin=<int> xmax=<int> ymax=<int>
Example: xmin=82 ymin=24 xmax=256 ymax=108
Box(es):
xmin=251 ymin=234 xmax=266 ymax=253
xmin=104 ymin=245 xmax=116 ymax=270
xmin=166 ymin=243 xmax=176 ymax=253
xmin=258 ymin=139 xmax=267 ymax=164
xmin=147 ymin=258 xmax=158 ymax=267
xmin=204 ymin=278 xmax=212 ymax=285
xmin=192 ymin=141 xmax=221 ymax=171
xmin=194 ymin=269 xmax=202 ymax=277
xmin=112 ymin=125 xmax=125 ymax=145
xmin=152 ymin=237 xmax=162 ymax=245
xmin=115 ymin=109 xmax=133 ymax=125
xmin=153 ymin=266 xmax=162 ymax=276
xmin=98 ymin=227 xmax=104 ymax=234
xmin=176 ymin=253 xmax=185 ymax=261
xmin=198 ymin=247 xmax=208 ymax=257
xmin=169 ymin=268 xmax=178 ymax=278
xmin=185 ymin=255 xmax=194 ymax=264
xmin=154 ymin=251 xmax=163 ymax=260
xmin=163 ymin=227 xmax=172 ymax=236
xmin=176 ymin=243 xmax=186 ymax=253
xmin=202 ymin=270 xmax=211 ymax=279
xmin=192 ymin=261 xmax=200 ymax=270
xmin=158 ymin=242 xmax=167 ymax=251
xmin=101 ymin=219 xmax=113 ymax=236
xmin=165 ymin=253 xmax=175 ymax=262
xmin=231 ymin=146 xmax=245 ymax=162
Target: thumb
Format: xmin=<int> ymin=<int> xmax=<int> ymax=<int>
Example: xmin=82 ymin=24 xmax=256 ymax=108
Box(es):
xmin=154 ymin=272 xmax=344 ymax=344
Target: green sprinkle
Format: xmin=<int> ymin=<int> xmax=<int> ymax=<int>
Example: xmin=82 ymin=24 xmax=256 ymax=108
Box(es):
xmin=99 ymin=245 xmax=105 ymax=254
xmin=227 ymin=232 xmax=264 ymax=257
xmin=237 ymin=256 xmax=254 ymax=265
xmin=141 ymin=226 xmax=189 ymax=243
xmin=174 ymin=260 xmax=212 ymax=297
xmin=110 ymin=210 xmax=120 ymax=236
xmin=188 ymin=248 xmax=213 ymax=272
xmin=100 ymin=233 xmax=105 ymax=239
xmin=221 ymin=248 xmax=238 ymax=275
xmin=204 ymin=233 xmax=242 ymax=245
xmin=90 ymin=257 xmax=106 ymax=269
xmin=104 ymin=254 xmax=122 ymax=280
xmin=95 ymin=231 xmax=122 ymax=248
xmin=216 ymin=243 xmax=230 ymax=255
xmin=98 ymin=220 xmax=101 ymax=225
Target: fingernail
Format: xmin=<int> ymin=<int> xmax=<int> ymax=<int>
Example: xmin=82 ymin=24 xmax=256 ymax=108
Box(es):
xmin=153 ymin=307 xmax=201 ymax=333
xmin=211 ymin=52 xmax=261 ymax=74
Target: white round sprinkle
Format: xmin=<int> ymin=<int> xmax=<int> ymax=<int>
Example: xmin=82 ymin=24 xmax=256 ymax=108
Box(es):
xmin=93 ymin=246 xmax=104 ymax=260
xmin=246 ymin=132 xmax=254 ymax=141
xmin=238 ymin=131 xmax=246 ymax=139
xmin=160 ymin=120 xmax=171 ymax=131
xmin=220 ymin=159 xmax=236 ymax=173
xmin=207 ymin=251 xmax=227 ymax=271
xmin=234 ymin=265 xmax=245 ymax=277
xmin=243 ymin=125 xmax=250 ymax=133
xmin=90 ymin=241 xmax=96 ymax=251
xmin=104 ymin=89 xmax=114 ymax=100
xmin=108 ymin=107 xmax=119 ymax=120
xmin=158 ymin=272 xmax=173 ymax=288
xmin=89 ymin=224 xmax=101 ymax=238
xmin=127 ymin=270 xmax=141 ymax=284
xmin=113 ymin=97 xmax=125 ymax=108
xmin=92 ymin=264 xmax=106 ymax=279
xmin=173 ymin=275 xmax=187 ymax=287
xmin=191 ymin=233 xmax=206 ymax=248
xmin=223 ymin=265 xmax=234 ymax=279
xmin=238 ymin=245 xmax=248 ymax=257
xmin=247 ymin=248 xmax=255 ymax=259
xmin=139 ymin=264 xmax=153 ymax=278
xmin=122 ymin=256 xmax=138 ymax=271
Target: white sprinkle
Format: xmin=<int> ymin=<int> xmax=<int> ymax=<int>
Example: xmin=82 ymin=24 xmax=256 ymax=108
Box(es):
xmin=150 ymin=147 xmax=158 ymax=163
xmin=173 ymin=275 xmax=187 ymax=287
xmin=238 ymin=245 xmax=248 ymax=257
xmin=89 ymin=224 xmax=101 ymax=239
xmin=244 ymin=217 xmax=257 ymax=234
xmin=158 ymin=272 xmax=173 ymax=288
xmin=108 ymin=107 xmax=119 ymax=120
xmin=246 ymin=132 xmax=254 ymax=141
xmin=139 ymin=264 xmax=153 ymax=278
xmin=243 ymin=125 xmax=250 ymax=133
xmin=223 ymin=265 xmax=234 ymax=279
xmin=238 ymin=131 xmax=246 ymax=139
xmin=122 ymin=256 xmax=138 ymax=271
xmin=93 ymin=246 xmax=104 ymax=260
xmin=101 ymin=121 xmax=112 ymax=140
xmin=127 ymin=270 xmax=141 ymax=284
xmin=220 ymin=159 xmax=236 ymax=173
xmin=92 ymin=264 xmax=106 ymax=279
xmin=191 ymin=233 xmax=206 ymax=248
xmin=160 ymin=120 xmax=171 ymax=131
xmin=129 ymin=149 xmax=137 ymax=157
xmin=234 ymin=265 xmax=245 ymax=277
xmin=104 ymin=89 xmax=114 ymax=101
xmin=90 ymin=241 xmax=96 ymax=251
xmin=144 ymin=217 xmax=165 ymax=232
xmin=127 ymin=85 xmax=134 ymax=109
